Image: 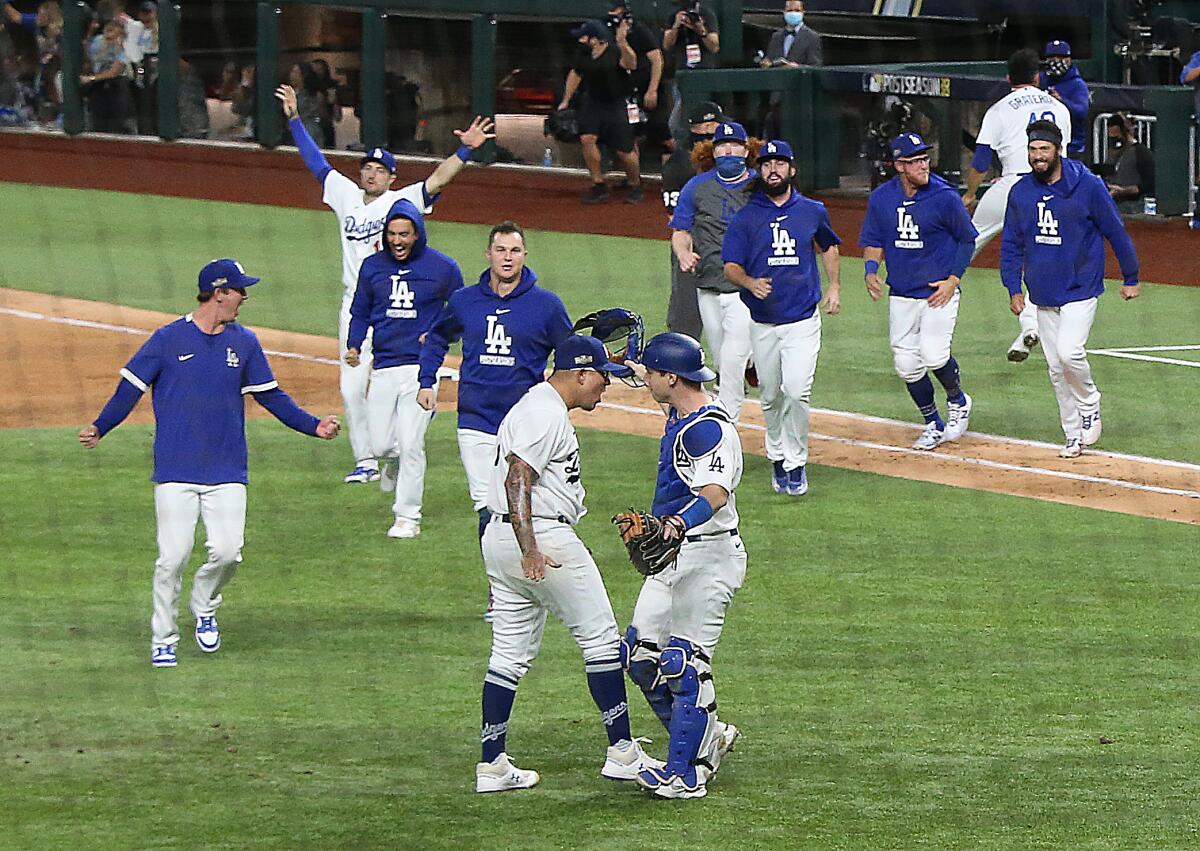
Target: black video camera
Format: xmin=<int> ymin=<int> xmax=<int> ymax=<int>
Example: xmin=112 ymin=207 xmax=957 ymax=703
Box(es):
xmin=678 ymin=0 xmax=703 ymax=25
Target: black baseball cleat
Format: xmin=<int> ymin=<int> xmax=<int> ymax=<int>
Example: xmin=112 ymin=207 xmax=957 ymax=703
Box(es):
xmin=582 ymin=183 xmax=610 ymax=204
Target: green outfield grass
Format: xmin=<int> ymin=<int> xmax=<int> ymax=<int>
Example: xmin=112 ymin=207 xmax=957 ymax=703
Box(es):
xmin=2 ymin=419 xmax=1199 ymax=849
xmin=2 ymin=182 xmax=1198 ymax=461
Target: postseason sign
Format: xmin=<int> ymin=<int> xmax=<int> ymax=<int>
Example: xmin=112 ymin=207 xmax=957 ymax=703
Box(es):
xmin=863 ymin=73 xmax=952 ymax=98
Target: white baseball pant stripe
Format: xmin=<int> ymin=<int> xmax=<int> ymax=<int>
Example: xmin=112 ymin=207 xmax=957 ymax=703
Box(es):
xmin=750 ymin=314 xmax=821 ymax=470
xmin=697 ymin=290 xmax=753 ymax=423
xmin=1036 ymin=297 xmax=1100 ymax=441
xmin=367 ymin=364 xmax=434 ymax=523
xmin=482 ymin=519 xmax=621 ymax=683
xmin=630 ymin=534 xmax=747 ymax=658
xmin=971 ymin=172 xmax=1038 ymax=338
xmin=889 ymin=290 xmax=960 ymax=382
xmin=339 ymin=297 xmax=377 ymax=471
xmin=458 ymin=428 xmax=497 ymax=512
xmin=152 ymin=482 xmax=246 ymax=648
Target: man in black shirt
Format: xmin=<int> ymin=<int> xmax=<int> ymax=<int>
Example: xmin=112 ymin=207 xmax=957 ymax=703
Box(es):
xmin=1104 ymin=113 xmax=1156 ymax=213
xmin=662 ymin=1 xmax=720 ymax=141
xmin=559 ymin=19 xmax=643 ymax=204
xmin=606 ymin=2 xmax=663 ymax=114
xmin=662 ymin=101 xmax=724 ymax=339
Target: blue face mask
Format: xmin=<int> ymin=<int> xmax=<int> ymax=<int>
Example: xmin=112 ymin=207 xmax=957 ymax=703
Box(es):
xmin=784 ymin=11 xmax=804 ymax=26
xmin=715 ymin=155 xmax=746 ymax=179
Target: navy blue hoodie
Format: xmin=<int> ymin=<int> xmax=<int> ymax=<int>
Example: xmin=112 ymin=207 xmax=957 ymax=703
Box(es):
xmin=1039 ymin=66 xmax=1089 ymax=154
xmin=348 ymin=199 xmax=464 ymax=369
xmin=1001 ymin=157 xmax=1139 ymax=307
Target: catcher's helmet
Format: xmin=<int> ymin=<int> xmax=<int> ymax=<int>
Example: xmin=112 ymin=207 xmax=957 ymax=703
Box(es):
xmin=640 ymin=332 xmax=716 ymax=383
xmin=573 ymin=308 xmax=643 ymax=384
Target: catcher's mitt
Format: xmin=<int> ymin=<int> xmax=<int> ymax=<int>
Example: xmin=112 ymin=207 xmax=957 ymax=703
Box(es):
xmin=612 ymin=510 xmax=685 ymax=576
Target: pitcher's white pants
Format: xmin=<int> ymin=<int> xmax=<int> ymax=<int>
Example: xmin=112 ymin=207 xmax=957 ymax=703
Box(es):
xmin=1037 ymin=297 xmax=1100 ymax=441
xmin=482 ymin=519 xmax=621 ymax=683
xmin=972 ymin=173 xmax=1038 ymax=338
xmin=630 ymin=533 xmax=746 ymax=658
xmin=152 ymin=482 xmax=246 ymax=648
xmin=458 ymin=428 xmax=498 ymax=512
xmin=697 ymin=290 xmax=752 ymax=422
xmin=889 ymin=291 xmax=960 ymax=381
xmin=750 ymin=313 xmax=821 ymax=470
xmin=367 ymin=364 xmax=433 ymax=523
xmin=339 ymin=297 xmax=376 ymax=470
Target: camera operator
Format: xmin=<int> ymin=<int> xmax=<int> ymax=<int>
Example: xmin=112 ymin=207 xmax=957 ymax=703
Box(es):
xmin=663 ymin=0 xmax=720 ymax=141
xmin=559 ymin=19 xmax=643 ymax=204
xmin=606 ymin=2 xmax=662 ymax=113
xmin=1039 ymin=40 xmax=1089 ymax=159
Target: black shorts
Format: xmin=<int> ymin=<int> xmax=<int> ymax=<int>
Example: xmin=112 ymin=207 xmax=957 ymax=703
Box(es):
xmin=578 ymin=98 xmax=636 ymax=154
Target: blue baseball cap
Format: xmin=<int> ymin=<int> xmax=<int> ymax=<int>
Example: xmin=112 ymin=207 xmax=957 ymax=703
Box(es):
xmin=758 ymin=139 xmax=794 ymax=163
xmin=198 ymin=258 xmax=260 ymax=293
xmin=360 ymin=146 xmax=396 ymax=173
xmin=553 ymin=334 xmax=626 ymax=373
xmin=571 ymin=20 xmax=611 ymax=41
xmin=713 ymin=121 xmax=748 ymax=144
xmin=1045 ymin=39 xmax=1071 ymax=56
xmin=889 ymin=132 xmax=932 ymax=160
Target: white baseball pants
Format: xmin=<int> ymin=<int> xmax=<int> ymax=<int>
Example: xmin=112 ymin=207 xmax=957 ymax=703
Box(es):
xmin=889 ymin=291 xmax=960 ymax=382
xmin=152 ymin=482 xmax=246 ymax=648
xmin=630 ymin=533 xmax=747 ymax=658
xmin=750 ymin=313 xmax=821 ymax=470
xmin=339 ymin=297 xmax=377 ymax=471
xmin=458 ymin=428 xmax=497 ymax=512
xmin=1037 ymin=297 xmax=1100 ymax=441
xmin=972 ymin=173 xmax=1038 ymax=338
xmin=697 ymin=290 xmax=753 ymax=422
xmin=482 ymin=519 xmax=622 ymax=683
xmin=367 ymin=364 xmax=433 ymax=523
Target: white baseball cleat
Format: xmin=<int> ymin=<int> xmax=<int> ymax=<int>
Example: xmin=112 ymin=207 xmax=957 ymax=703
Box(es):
xmin=194 ymin=616 xmax=220 ymax=653
xmin=379 ymin=459 xmax=398 ymax=494
xmin=912 ymin=422 xmax=945 ymax=451
xmin=944 ymin=394 xmax=973 ymax=441
xmin=1059 ymin=437 xmax=1083 ymax=458
xmin=1007 ymin=330 xmax=1039 ymax=363
xmin=601 ymin=738 xmax=665 ymax=781
xmin=475 ymin=753 xmax=540 ymax=793
xmin=386 ymin=518 xmax=420 ymax=539
xmin=1081 ymin=410 xmax=1102 ymax=446
xmin=151 ymin=644 xmax=177 ymax=668
xmin=696 ymin=720 xmax=742 ymax=783
xmin=344 ymin=466 xmax=381 ymax=484
xmin=638 ymin=766 xmax=708 ymax=799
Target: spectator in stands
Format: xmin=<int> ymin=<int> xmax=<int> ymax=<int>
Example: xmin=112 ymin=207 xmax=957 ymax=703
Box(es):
xmin=230 ymin=62 xmax=254 ymax=138
xmin=177 ymin=57 xmax=207 ymax=139
xmin=288 ymin=61 xmax=323 ymax=146
xmin=1040 ymin=40 xmax=1088 ymax=159
xmin=662 ymin=0 xmax=719 ymax=142
xmin=81 ymin=16 xmax=133 ymax=133
xmin=761 ymin=0 xmax=821 ymax=68
xmin=1104 ymin=112 xmax=1155 ymax=213
xmin=1 ymin=0 xmax=63 ymax=123
xmin=211 ymin=60 xmax=239 ymax=101
xmin=558 ymin=19 xmax=643 ymax=205
xmin=119 ymin=0 xmax=157 ymax=134
xmin=311 ymin=58 xmax=339 ymax=148
xmin=1180 ymin=48 xmax=1200 ymax=122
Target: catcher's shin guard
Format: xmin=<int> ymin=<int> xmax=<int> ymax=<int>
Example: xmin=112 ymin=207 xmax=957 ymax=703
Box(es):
xmin=659 ymin=638 xmax=716 ymax=782
xmin=621 ymin=626 xmax=674 ymax=729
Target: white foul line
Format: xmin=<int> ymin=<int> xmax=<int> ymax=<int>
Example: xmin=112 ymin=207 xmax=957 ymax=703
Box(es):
xmin=7 ymin=304 xmax=1197 ymax=500
xmin=1088 ymin=348 xmax=1200 ymax=369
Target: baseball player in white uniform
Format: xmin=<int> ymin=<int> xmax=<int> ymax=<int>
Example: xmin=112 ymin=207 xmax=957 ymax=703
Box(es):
xmin=79 ymin=259 xmax=340 ymax=668
xmin=475 ymin=335 xmax=660 ymax=793
xmin=276 ymin=83 xmax=493 ymax=483
xmin=963 ymin=48 xmax=1071 ymax=362
xmin=621 ymin=332 xmax=745 ymax=800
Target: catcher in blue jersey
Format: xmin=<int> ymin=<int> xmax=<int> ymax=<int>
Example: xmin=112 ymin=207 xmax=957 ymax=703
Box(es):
xmin=614 ymin=332 xmax=745 ymax=800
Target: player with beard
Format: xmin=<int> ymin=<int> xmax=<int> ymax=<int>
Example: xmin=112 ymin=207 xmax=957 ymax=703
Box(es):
xmin=1000 ymin=120 xmax=1140 ymax=458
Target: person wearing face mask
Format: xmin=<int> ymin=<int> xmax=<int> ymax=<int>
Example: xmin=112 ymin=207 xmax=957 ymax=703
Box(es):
xmin=762 ymin=0 xmax=821 ymax=68
xmin=669 ymin=120 xmax=760 ymax=422
xmin=1103 ymin=113 xmax=1155 ymax=213
xmin=663 ymin=101 xmax=726 ymax=340
xmin=1039 ymin=40 xmax=1088 ymax=159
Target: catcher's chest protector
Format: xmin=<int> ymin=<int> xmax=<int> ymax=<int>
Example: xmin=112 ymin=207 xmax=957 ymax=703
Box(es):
xmin=652 ymin=405 xmax=731 ymax=515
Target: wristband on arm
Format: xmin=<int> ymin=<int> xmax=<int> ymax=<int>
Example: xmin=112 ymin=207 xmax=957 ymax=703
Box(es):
xmin=864 ymin=260 xmax=880 ymax=277
xmin=676 ymin=496 xmax=715 ymax=531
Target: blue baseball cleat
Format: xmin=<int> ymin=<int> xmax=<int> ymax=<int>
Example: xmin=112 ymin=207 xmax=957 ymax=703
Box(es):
xmin=787 ymin=465 xmax=808 ymax=496
xmin=771 ymin=460 xmax=787 ymax=494
xmin=151 ymin=644 xmax=177 ymax=668
xmin=194 ymin=616 xmax=221 ymax=653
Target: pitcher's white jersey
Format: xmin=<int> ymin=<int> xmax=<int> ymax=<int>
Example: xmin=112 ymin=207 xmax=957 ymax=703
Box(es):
xmin=976 ymin=86 xmax=1072 ymax=177
xmin=323 ymin=172 xmax=432 ymax=297
xmin=487 ymin=382 xmax=586 ymax=525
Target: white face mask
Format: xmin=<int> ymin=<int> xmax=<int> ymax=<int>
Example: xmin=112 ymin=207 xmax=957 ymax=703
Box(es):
xmin=784 ymin=11 xmax=804 ymax=27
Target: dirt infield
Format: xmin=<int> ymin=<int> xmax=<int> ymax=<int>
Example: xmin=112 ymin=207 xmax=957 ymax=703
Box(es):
xmin=4 ymin=287 xmax=1196 ymax=526
xmin=0 ymin=130 xmax=1196 ymax=286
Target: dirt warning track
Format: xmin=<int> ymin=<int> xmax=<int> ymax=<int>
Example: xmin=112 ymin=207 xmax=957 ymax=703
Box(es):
xmin=3 ymin=288 xmax=1196 ymax=526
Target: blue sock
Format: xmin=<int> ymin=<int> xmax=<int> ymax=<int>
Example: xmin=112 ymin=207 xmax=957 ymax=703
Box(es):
xmin=477 ymin=507 xmax=492 ymax=541
xmin=585 ymin=660 xmax=632 ymax=746
xmin=905 ymin=375 xmax=944 ymax=428
xmin=481 ymin=673 xmax=518 ymax=762
xmin=931 ymin=356 xmax=966 ymax=406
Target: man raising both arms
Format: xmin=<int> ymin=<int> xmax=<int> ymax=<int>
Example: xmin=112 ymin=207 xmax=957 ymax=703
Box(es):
xmin=276 ymin=83 xmax=493 ymax=484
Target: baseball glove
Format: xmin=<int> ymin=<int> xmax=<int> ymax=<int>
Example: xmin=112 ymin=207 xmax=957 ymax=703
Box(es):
xmin=612 ymin=509 xmax=685 ymax=577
